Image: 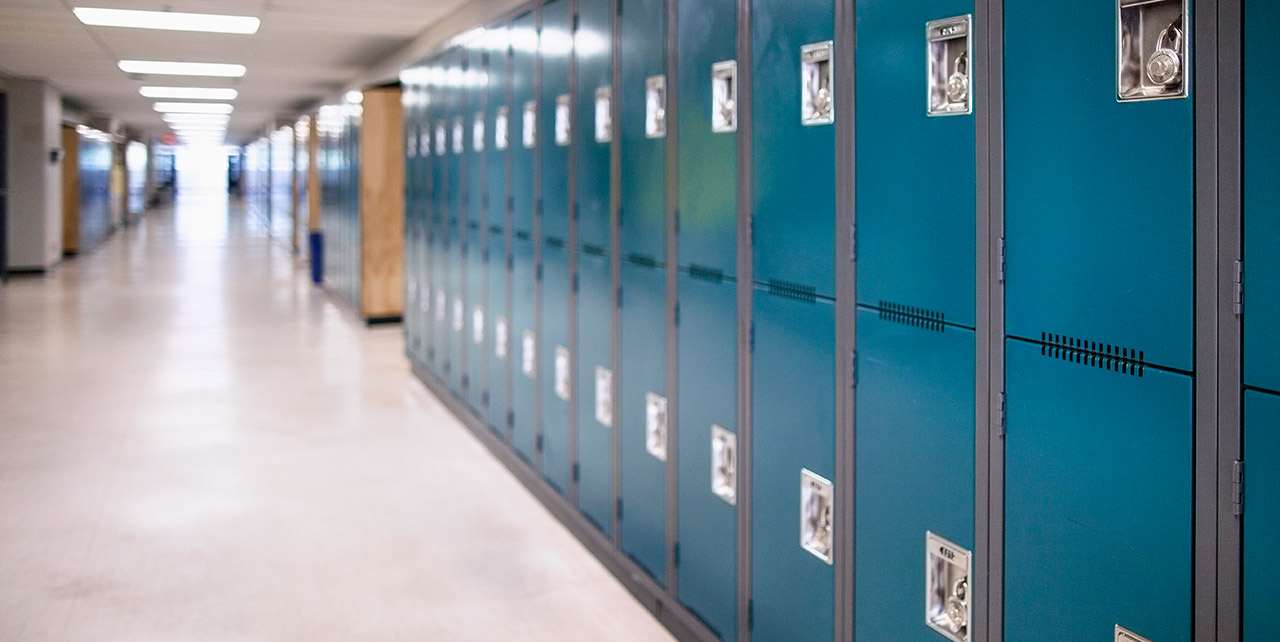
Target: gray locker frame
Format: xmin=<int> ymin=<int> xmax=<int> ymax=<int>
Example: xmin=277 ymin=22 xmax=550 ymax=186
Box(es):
xmin=533 ymin=5 xmax=545 ymax=472
xmin=665 ymin=0 xmax=682 ymax=600
xmin=568 ymin=0 xmax=581 ymax=509
xmin=734 ymin=0 xmax=753 ymax=636
xmin=834 ymin=0 xmax=855 ymax=638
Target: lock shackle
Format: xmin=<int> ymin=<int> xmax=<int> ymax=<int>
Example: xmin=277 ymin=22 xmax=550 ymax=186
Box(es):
xmin=952 ymin=51 xmax=968 ymax=77
xmin=1157 ymin=15 xmax=1184 ymax=53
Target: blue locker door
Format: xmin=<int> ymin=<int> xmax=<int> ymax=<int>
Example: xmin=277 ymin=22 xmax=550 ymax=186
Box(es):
xmin=1005 ymin=0 xmax=1194 ymax=372
xmin=512 ymin=237 xmax=539 ymax=461
xmin=540 ymin=0 xmax=571 ymax=243
xmin=488 ymin=228 xmax=510 ymax=438
xmin=854 ymin=311 xmax=974 ymax=642
xmin=750 ymin=0 xmax=835 ymax=297
xmin=449 ymin=221 xmax=465 ymax=396
xmin=676 ymin=0 xmax=736 ymax=277
xmin=467 ymin=227 xmax=487 ymax=415
xmin=541 ymin=242 xmax=572 ymax=494
xmin=1004 ymin=339 xmax=1192 ymax=642
xmin=854 ymin=0 xmax=975 ymax=326
xmin=618 ymin=0 xmax=666 ymax=262
xmin=1244 ymin=389 xmax=1280 ymax=642
xmin=577 ymin=249 xmax=613 ymax=535
xmin=676 ymin=274 xmax=737 ymax=641
xmin=620 ymin=259 xmax=668 ymax=583
xmin=511 ymin=12 xmax=537 ymax=236
xmin=575 ymin=0 xmax=612 ymax=252
xmin=750 ymin=291 xmax=835 ymax=642
xmin=1244 ymin=0 xmax=1280 ymax=394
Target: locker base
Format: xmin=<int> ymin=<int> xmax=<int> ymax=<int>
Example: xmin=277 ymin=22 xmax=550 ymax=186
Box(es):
xmin=411 ymin=362 xmax=722 ymax=642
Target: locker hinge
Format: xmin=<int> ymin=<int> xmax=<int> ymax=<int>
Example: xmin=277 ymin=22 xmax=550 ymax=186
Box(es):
xmin=1234 ymin=460 xmax=1245 ymax=516
xmin=616 ymin=0 xmax=622 ymax=16
xmin=749 ymin=321 xmax=755 ymax=352
xmin=674 ymin=208 xmax=680 ymax=234
xmin=573 ymin=201 xmax=580 ymax=221
xmin=616 ymin=497 xmax=624 ymax=521
xmin=850 ymin=223 xmax=856 ymax=262
xmin=508 ymin=195 xmax=514 ymax=212
xmin=482 ymin=391 xmax=490 ymax=406
xmin=673 ymin=540 xmax=680 ymax=567
xmin=748 ymin=216 xmax=754 ymax=247
xmin=536 ymin=433 xmax=544 ymax=452
xmin=483 ymin=247 xmax=490 ymax=262
xmin=674 ymin=301 xmax=680 ymax=326
xmin=1234 ymin=260 xmax=1244 ymax=317
xmin=997 ymin=391 xmax=1007 ymax=437
xmin=849 ymin=350 xmax=857 ymax=388
xmin=462 ymin=374 xmax=470 ymax=390
xmin=747 ymin=599 xmax=754 ymax=629
xmin=573 ymin=273 xmax=580 ymax=294
xmin=572 ymin=11 xmax=580 ymax=31
xmin=998 ymin=237 xmax=1006 ymax=283
xmin=573 ymin=462 xmax=580 ymax=482
xmin=508 ymin=254 xmax=514 ymax=271
xmin=617 ymin=286 xmax=624 ymax=309
xmin=537 ymin=198 xmax=544 ymax=217
xmin=537 ymin=263 xmax=543 ymax=281
xmin=507 ymin=410 xmax=515 ymax=428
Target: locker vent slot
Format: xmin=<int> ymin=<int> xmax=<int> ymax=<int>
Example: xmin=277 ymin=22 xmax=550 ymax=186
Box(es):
xmin=545 ymin=236 xmax=566 ymax=248
xmin=625 ymin=253 xmax=659 ymax=268
xmin=1040 ymin=332 xmax=1146 ymax=377
xmin=767 ymin=279 xmax=817 ymax=303
xmin=878 ymin=301 xmax=946 ymax=332
xmin=582 ymin=244 xmax=607 ymax=257
xmin=688 ymin=265 xmax=725 ymax=283
xmin=515 ymin=230 xmax=532 ymax=241
xmin=489 ymin=224 xmax=504 ymax=235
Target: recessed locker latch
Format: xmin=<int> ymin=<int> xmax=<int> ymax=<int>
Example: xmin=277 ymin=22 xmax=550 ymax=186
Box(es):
xmin=555 ymin=94 xmax=571 ymax=147
xmin=711 ymin=60 xmax=737 ymax=133
xmin=522 ymin=330 xmax=537 ymax=378
xmin=645 ymin=75 xmax=667 ymax=138
xmin=554 ymin=346 xmax=571 ymax=400
xmin=594 ymin=366 xmax=613 ymax=427
xmin=645 ymin=392 xmax=668 ymax=461
xmin=710 ymin=425 xmax=737 ymax=505
xmin=595 ymin=87 xmax=613 ymax=143
xmin=1115 ymin=625 xmax=1154 ymax=642
xmin=927 ymin=15 xmax=973 ymax=116
xmin=522 ymin=100 xmax=538 ymax=148
xmin=473 ymin=111 xmax=486 ymax=152
xmin=494 ymin=315 xmax=509 ymax=360
xmin=495 ymin=106 xmax=510 ymax=150
xmin=800 ymin=469 xmax=834 ymax=564
xmin=926 ymin=532 xmax=972 ymax=642
xmin=800 ymin=41 xmax=834 ymax=125
xmin=1118 ymin=0 xmax=1190 ymax=101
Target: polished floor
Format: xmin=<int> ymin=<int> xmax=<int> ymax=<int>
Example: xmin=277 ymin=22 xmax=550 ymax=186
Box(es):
xmin=0 ymin=188 xmax=675 ymax=641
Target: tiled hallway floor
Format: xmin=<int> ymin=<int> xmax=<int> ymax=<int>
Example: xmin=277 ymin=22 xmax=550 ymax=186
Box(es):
xmin=0 ymin=189 xmax=675 ymax=642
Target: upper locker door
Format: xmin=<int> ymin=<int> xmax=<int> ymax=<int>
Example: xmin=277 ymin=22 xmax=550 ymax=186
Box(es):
xmin=674 ymin=0 xmax=739 ymax=634
xmin=1004 ymin=2 xmax=1195 ymax=641
xmin=854 ymin=3 xmax=977 ymax=642
xmin=1243 ymin=1 xmax=1280 ymax=639
xmin=486 ymin=25 xmax=513 ymax=439
xmin=467 ymin=42 xmax=489 ymax=417
xmin=749 ymin=0 xmax=837 ymax=634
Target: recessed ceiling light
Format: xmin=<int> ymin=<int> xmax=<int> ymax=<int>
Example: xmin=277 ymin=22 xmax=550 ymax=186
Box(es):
xmin=162 ymin=113 xmax=231 ymax=125
xmin=153 ymin=102 xmax=234 ymax=114
xmin=119 ymin=61 xmax=246 ymax=78
xmin=140 ymin=86 xmax=238 ymax=100
xmin=74 ymin=8 xmax=260 ymax=35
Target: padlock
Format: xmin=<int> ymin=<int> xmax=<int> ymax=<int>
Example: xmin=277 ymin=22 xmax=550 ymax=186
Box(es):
xmin=1146 ymin=18 xmax=1183 ymax=86
xmin=946 ymin=52 xmax=969 ymax=104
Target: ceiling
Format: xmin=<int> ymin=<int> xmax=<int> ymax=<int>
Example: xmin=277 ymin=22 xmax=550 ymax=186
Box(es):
xmin=0 ymin=0 xmax=475 ymax=144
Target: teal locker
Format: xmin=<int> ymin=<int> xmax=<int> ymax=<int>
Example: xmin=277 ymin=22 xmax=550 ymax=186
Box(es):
xmin=512 ymin=237 xmax=539 ymax=462
xmin=618 ymin=0 xmax=666 ymax=262
xmin=577 ymin=249 xmax=613 ymax=534
xmin=512 ymin=12 xmax=538 ymax=235
xmin=575 ymin=0 xmax=612 ymax=251
xmin=1244 ymin=390 xmax=1280 ymax=642
xmin=541 ymin=241 xmax=573 ymax=494
xmin=1244 ymin=0 xmax=1280 ymax=394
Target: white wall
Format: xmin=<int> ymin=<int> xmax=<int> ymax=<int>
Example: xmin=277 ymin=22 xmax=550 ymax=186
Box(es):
xmin=1 ymin=76 xmax=63 ymax=271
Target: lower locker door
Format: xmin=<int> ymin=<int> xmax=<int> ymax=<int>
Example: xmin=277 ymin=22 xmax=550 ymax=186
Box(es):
xmin=430 ymin=231 xmax=447 ymax=380
xmin=541 ymin=242 xmax=572 ymax=495
xmin=676 ymin=273 xmax=738 ymax=642
xmin=487 ymin=231 xmax=509 ymax=438
xmin=855 ymin=310 xmax=975 ymax=642
xmin=449 ymin=224 xmax=466 ymax=396
xmin=619 ymin=260 xmax=668 ymax=584
xmin=512 ymin=238 xmax=538 ymax=462
xmin=750 ymin=291 xmax=835 ymax=642
xmin=1244 ymin=389 xmax=1280 ymax=642
xmin=1004 ymin=339 xmax=1191 ymax=642
xmin=577 ymin=251 xmax=614 ymax=535
xmin=467 ymin=227 xmax=487 ymax=416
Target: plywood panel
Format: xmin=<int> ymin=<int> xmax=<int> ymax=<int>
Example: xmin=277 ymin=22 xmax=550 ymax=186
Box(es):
xmin=307 ymin=117 xmax=320 ymax=232
xmin=359 ymin=86 xmax=404 ymax=319
xmin=60 ymin=124 xmax=78 ymax=254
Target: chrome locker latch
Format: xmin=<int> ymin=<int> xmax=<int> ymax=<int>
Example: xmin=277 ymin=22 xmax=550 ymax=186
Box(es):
xmin=555 ymin=94 xmax=571 ymax=146
xmin=473 ymin=111 xmax=485 ymax=152
xmin=711 ymin=425 xmax=736 ymax=504
xmin=1118 ymin=0 xmax=1190 ymax=101
xmin=800 ymin=41 xmax=834 ymax=125
xmin=711 ymin=60 xmax=737 ymax=133
xmin=494 ymin=315 xmax=509 ymax=359
xmin=800 ymin=469 xmax=834 ymax=563
xmin=594 ymin=87 xmax=612 ymax=143
xmin=926 ymin=532 xmax=972 ymax=642
xmin=594 ymin=366 xmax=613 ymax=427
xmin=927 ymin=16 xmax=973 ymax=116
xmin=522 ymin=100 xmax=537 ymax=148
xmin=554 ymin=346 xmax=571 ymax=400
xmin=645 ymin=75 xmax=666 ymax=138
xmin=495 ymin=106 xmax=510 ymax=150
xmin=645 ymin=392 xmax=668 ymax=460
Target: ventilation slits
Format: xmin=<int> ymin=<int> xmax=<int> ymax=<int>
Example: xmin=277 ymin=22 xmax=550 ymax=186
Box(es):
xmin=876 ymin=301 xmax=946 ymax=332
xmin=1038 ymin=331 xmax=1145 ymax=377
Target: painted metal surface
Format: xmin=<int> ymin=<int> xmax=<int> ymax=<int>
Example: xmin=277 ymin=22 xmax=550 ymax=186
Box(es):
xmin=750 ymin=0 xmax=835 ymax=297
xmin=488 ymin=226 xmax=509 ymax=437
xmin=750 ymin=291 xmax=835 ymax=642
xmin=854 ymin=0 xmax=975 ymax=327
xmin=1004 ymin=0 xmax=1194 ymax=373
xmin=467 ymin=226 xmax=487 ymax=414
xmin=512 ymin=237 xmax=539 ymax=461
xmin=1244 ymin=389 xmax=1280 ymax=642
xmin=620 ymin=259 xmax=668 ymax=584
xmin=576 ymin=0 xmax=613 ymax=252
xmin=1244 ymin=0 xmax=1280 ymax=394
xmin=541 ymin=0 xmax=573 ymax=243
xmin=512 ymin=12 xmax=538 ymax=235
xmin=577 ymin=250 xmax=614 ymax=535
xmin=676 ymin=273 xmax=737 ymax=641
xmin=677 ymin=0 xmax=737 ymax=276
xmin=854 ymin=310 xmax=975 ymax=642
xmin=542 ymin=242 xmax=573 ymax=494
xmin=1004 ymin=338 xmax=1192 ymax=642
xmin=619 ymin=0 xmax=667 ymax=262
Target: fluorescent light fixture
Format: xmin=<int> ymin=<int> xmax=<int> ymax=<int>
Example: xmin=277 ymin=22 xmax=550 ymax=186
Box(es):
xmin=140 ymin=86 xmax=238 ymax=100
xmin=74 ymin=8 xmax=260 ymax=35
xmin=163 ymin=113 xmax=230 ymax=125
xmin=344 ymin=90 xmax=363 ymax=104
xmin=119 ymin=60 xmax=246 ymax=78
xmin=153 ymin=102 xmax=233 ymax=114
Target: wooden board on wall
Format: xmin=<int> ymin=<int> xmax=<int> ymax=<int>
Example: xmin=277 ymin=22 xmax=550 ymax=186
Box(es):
xmin=60 ymin=125 xmax=79 ymax=255
xmin=359 ymin=86 xmax=405 ymax=320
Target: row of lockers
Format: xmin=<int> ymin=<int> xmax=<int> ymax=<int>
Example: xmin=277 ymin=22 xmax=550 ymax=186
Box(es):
xmin=388 ymin=0 xmax=1273 ymax=640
